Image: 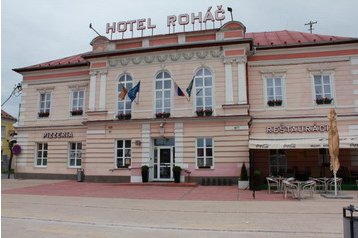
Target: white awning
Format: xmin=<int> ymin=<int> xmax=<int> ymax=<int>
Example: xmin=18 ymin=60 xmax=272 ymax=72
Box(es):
xmin=249 ymin=137 xmax=358 ymax=149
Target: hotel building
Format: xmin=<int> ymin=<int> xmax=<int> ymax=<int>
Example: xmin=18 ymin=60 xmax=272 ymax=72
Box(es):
xmin=13 ymin=21 xmax=358 ymax=184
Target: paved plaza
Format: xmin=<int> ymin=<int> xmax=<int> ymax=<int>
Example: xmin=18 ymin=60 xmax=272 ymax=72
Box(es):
xmin=2 ymin=178 xmax=358 ymax=237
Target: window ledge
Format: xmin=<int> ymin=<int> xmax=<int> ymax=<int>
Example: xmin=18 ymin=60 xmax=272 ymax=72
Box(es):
xmin=196 ymin=166 xmax=213 ymax=170
xmin=109 ymin=167 xmax=131 ymax=171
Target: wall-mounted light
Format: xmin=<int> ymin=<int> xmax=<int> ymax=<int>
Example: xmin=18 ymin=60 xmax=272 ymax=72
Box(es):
xmin=135 ymin=140 xmax=141 ymax=146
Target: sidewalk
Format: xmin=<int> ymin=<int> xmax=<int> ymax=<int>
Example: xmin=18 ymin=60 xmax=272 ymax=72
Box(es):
xmin=2 ymin=179 xmax=356 ymax=201
xmin=1 ymin=179 xmax=287 ymax=201
xmin=2 ymin=179 xmax=358 ymax=238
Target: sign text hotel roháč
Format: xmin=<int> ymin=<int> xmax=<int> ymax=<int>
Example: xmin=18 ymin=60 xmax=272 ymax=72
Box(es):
xmin=106 ymin=5 xmax=226 ymax=35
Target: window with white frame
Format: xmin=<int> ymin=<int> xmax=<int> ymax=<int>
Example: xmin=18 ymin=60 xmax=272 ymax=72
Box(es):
xmin=269 ymin=150 xmax=287 ymax=176
xmin=68 ymin=142 xmax=82 ymax=167
xmin=155 ymin=71 xmax=171 ymax=113
xmin=38 ymin=92 xmax=51 ymax=117
xmin=265 ymin=76 xmax=283 ymax=107
xmin=116 ymin=140 xmax=131 ymax=168
xmin=196 ymin=138 xmax=213 ymax=168
xmin=313 ymin=74 xmax=333 ymax=104
xmin=117 ymin=74 xmax=133 ymax=115
xmin=35 ymin=142 xmax=48 ymax=167
xmin=70 ymin=90 xmax=84 ymax=116
xmin=195 ymin=68 xmax=213 ymax=111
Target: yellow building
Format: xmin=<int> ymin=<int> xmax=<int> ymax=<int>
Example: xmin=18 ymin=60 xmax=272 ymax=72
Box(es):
xmin=1 ymin=110 xmax=17 ymax=171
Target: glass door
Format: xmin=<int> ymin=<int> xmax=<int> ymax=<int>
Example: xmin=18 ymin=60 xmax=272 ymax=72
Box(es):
xmin=154 ymin=147 xmax=173 ymax=180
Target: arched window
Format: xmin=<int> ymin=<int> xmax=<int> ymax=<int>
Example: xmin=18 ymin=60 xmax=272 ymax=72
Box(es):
xmin=155 ymin=71 xmax=171 ymax=113
xmin=117 ymin=74 xmax=133 ymax=114
xmin=195 ymin=68 xmax=213 ymax=110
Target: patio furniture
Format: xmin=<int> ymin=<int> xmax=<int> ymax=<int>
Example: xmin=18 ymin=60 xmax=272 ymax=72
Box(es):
xmin=266 ymin=177 xmax=280 ymax=194
xmin=327 ymin=177 xmax=342 ymax=192
xmin=282 ymin=180 xmax=299 ymax=199
xmin=300 ymin=180 xmax=316 ymax=199
xmin=309 ymin=177 xmax=327 ymax=193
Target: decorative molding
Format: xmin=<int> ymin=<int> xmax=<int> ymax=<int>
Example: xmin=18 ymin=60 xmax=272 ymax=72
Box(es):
xmin=110 ymin=49 xmax=223 ymax=67
xmin=68 ymin=83 xmax=88 ymax=89
xmin=36 ymin=87 xmax=55 ymax=92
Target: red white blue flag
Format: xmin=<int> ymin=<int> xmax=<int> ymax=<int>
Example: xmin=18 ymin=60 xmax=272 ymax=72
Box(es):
xmin=174 ymin=81 xmax=185 ymax=97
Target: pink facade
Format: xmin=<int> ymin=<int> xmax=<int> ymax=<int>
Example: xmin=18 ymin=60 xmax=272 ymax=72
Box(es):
xmin=13 ymin=21 xmax=358 ymax=185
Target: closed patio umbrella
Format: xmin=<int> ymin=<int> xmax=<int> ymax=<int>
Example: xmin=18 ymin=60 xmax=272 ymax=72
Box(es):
xmin=328 ymin=109 xmax=340 ymax=196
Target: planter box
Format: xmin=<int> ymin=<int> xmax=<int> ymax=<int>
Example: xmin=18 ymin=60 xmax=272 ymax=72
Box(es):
xmin=238 ymin=180 xmax=249 ymax=189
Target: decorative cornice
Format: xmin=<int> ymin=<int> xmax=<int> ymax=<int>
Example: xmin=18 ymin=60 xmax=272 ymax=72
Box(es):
xmin=223 ymin=56 xmax=247 ymax=64
xmin=107 ymin=49 xmax=223 ymax=67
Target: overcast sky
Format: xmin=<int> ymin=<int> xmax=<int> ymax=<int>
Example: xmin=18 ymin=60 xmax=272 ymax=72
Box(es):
xmin=2 ymin=0 xmax=358 ymax=118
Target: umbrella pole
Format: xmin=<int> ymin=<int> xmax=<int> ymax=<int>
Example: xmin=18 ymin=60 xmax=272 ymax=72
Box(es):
xmin=333 ymin=171 xmax=337 ymax=196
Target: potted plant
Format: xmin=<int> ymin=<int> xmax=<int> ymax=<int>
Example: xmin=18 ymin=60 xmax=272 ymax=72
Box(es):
xmin=267 ymin=100 xmax=275 ymax=107
xmin=204 ymin=109 xmax=213 ymax=116
xmin=238 ymin=163 xmax=249 ymax=189
xmin=274 ymin=100 xmax=282 ymax=106
xmin=196 ymin=109 xmax=204 ymax=117
xmin=71 ymin=109 xmax=83 ymax=116
xmin=141 ymin=165 xmax=149 ymax=183
xmin=315 ymin=98 xmax=324 ymax=104
xmin=323 ymin=97 xmax=333 ymax=104
xmin=172 ymin=165 xmax=182 ymax=183
xmin=38 ymin=111 xmax=50 ymax=118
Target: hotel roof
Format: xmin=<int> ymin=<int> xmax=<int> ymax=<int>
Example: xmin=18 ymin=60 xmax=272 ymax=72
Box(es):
xmin=13 ymin=30 xmax=357 ymax=73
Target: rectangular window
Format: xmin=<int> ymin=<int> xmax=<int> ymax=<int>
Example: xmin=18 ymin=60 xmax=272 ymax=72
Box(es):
xmin=38 ymin=92 xmax=51 ymax=117
xmin=35 ymin=143 xmax=48 ymax=167
xmin=71 ymin=90 xmax=84 ymax=116
xmin=313 ymin=74 xmax=333 ymax=104
xmin=196 ymin=138 xmax=213 ymax=168
xmin=68 ymin=142 xmax=82 ymax=167
xmin=116 ymin=140 xmax=131 ymax=168
xmin=269 ymin=150 xmax=287 ymax=176
xmin=265 ymin=77 xmax=283 ymax=106
xmin=1 ymin=126 xmax=5 ymax=138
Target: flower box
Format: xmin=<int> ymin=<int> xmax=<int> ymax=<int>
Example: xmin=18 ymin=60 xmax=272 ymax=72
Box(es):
xmin=38 ymin=112 xmax=50 ymax=118
xmin=316 ymin=97 xmax=333 ymax=105
xmin=155 ymin=112 xmax=170 ymax=119
xmin=267 ymin=100 xmax=282 ymax=107
xmin=117 ymin=113 xmax=132 ymax=120
xmin=196 ymin=109 xmax=213 ymax=117
xmin=274 ymin=100 xmax=282 ymax=106
xmin=71 ymin=110 xmax=83 ymax=116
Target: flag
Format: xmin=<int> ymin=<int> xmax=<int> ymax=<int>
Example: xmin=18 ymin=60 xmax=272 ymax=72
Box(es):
xmin=118 ymin=85 xmax=128 ymax=100
xmin=128 ymin=81 xmax=140 ymax=102
xmin=186 ymin=76 xmax=195 ymax=97
xmin=174 ymin=81 xmax=185 ymax=97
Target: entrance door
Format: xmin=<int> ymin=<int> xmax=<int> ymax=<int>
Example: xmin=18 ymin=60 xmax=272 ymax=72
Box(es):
xmin=154 ymin=147 xmax=173 ymax=180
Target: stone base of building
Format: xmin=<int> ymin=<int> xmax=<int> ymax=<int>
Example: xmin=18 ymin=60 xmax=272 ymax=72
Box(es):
xmin=189 ymin=176 xmax=238 ymax=186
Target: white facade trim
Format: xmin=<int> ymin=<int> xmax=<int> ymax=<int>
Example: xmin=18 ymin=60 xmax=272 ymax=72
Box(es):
xmin=89 ymin=72 xmax=97 ymax=110
xmin=87 ymin=129 xmax=105 ymax=135
xmin=174 ymin=122 xmax=184 ymax=164
xmin=141 ymin=124 xmax=150 ymax=164
xmin=351 ymin=57 xmax=358 ymax=65
xmin=224 ymin=61 xmax=233 ymax=104
xmin=352 ymin=69 xmax=358 ymax=75
xmin=130 ymin=176 xmax=142 ymax=183
xmin=237 ymin=62 xmax=247 ymax=104
xmin=99 ymin=72 xmax=107 ymax=110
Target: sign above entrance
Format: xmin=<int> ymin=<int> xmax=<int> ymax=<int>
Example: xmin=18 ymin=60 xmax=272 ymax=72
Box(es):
xmin=266 ymin=123 xmax=328 ymax=134
xmin=106 ymin=5 xmax=226 ymax=38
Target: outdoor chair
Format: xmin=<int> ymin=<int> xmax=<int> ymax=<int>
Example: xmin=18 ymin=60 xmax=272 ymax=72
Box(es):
xmin=327 ymin=177 xmax=342 ymax=192
xmin=309 ymin=177 xmax=326 ymax=192
xmin=282 ymin=180 xmax=299 ymax=199
xmin=300 ymin=180 xmax=316 ymax=199
xmin=266 ymin=177 xmax=280 ymax=194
